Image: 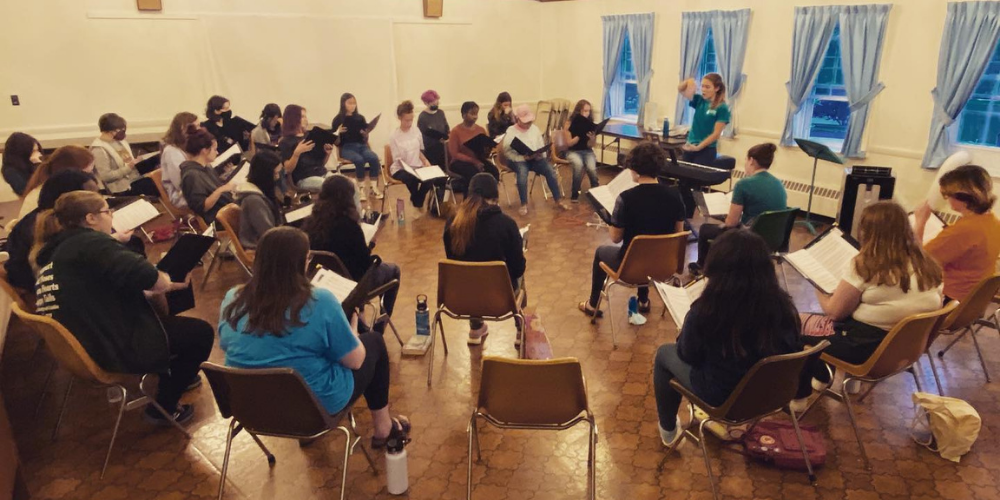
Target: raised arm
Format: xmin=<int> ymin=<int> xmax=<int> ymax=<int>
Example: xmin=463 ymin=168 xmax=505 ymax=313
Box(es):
xmin=678 ymin=78 xmax=697 ymax=100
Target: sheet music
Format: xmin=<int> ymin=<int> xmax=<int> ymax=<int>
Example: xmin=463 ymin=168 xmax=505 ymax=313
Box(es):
xmin=361 ymin=215 xmax=381 ymax=246
xmin=494 ymin=134 xmax=505 ymax=144
xmin=228 ymin=161 xmax=251 ymax=184
xmin=136 ymin=151 xmax=160 ymax=162
xmin=401 ymin=161 xmax=447 ymax=182
xmin=589 ymin=170 xmax=638 ymax=213
xmin=111 ymin=199 xmax=160 ymax=234
xmin=909 ymin=213 xmax=945 ymax=244
xmin=702 ymin=192 xmax=732 ymax=217
xmin=520 ymin=224 xmax=530 ymax=251
xmin=285 ymin=204 xmax=314 ymax=224
xmin=211 ymin=144 xmax=242 ymax=168
xmin=203 ymin=224 xmax=215 ymax=238
xmin=311 ymin=268 xmax=357 ymax=304
xmin=654 ymin=278 xmax=706 ymax=328
xmin=784 ymin=228 xmax=859 ymax=294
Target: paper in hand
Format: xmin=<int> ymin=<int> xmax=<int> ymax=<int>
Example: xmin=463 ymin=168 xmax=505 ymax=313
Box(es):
xmin=211 ymin=144 xmax=242 ymax=169
xmin=111 ymin=199 xmax=160 ymax=234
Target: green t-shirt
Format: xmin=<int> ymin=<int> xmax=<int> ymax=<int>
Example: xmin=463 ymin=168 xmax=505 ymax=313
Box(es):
xmin=688 ymin=94 xmax=731 ymax=146
xmin=732 ymin=171 xmax=787 ymax=225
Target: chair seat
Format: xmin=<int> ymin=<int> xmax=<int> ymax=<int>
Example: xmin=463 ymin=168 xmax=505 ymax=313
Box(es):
xmin=819 ymin=353 xmax=869 ymax=378
xmin=598 ymin=262 xmax=621 ymax=282
xmin=669 ymin=380 xmax=730 ymax=421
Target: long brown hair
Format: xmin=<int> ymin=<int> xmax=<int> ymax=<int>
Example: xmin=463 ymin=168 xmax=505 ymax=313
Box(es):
xmin=569 ymin=99 xmax=593 ymax=124
xmin=23 ymin=146 xmax=94 ymax=196
xmin=703 ymin=73 xmax=726 ymax=109
xmin=222 ymin=227 xmax=313 ymax=336
xmin=303 ymin=175 xmax=360 ymax=246
xmin=939 ymin=164 xmax=996 ymax=214
xmin=282 ymin=105 xmax=305 ymax=137
xmin=489 ymin=92 xmax=512 ymax=122
xmin=30 ymin=191 xmax=105 ymax=270
xmin=854 ymin=201 xmax=942 ymax=293
xmin=163 ymin=111 xmax=198 ymax=148
xmin=449 ymin=192 xmax=490 ymax=256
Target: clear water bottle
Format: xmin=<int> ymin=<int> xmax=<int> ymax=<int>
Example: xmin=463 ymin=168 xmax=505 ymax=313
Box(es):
xmin=415 ymin=294 xmax=430 ymax=337
xmin=396 ymin=198 xmax=405 ymax=225
xmin=385 ymin=437 xmax=409 ymax=495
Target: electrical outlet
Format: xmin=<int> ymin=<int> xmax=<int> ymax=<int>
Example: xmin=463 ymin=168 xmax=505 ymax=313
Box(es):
xmin=10 ymin=95 xmax=19 ymax=106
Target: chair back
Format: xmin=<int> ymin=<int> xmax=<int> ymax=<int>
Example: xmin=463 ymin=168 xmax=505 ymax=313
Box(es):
xmin=477 ymin=356 xmax=589 ymax=425
xmin=11 ymin=302 xmax=119 ymax=385
xmin=0 ymin=267 xmax=29 ymax=312
xmin=437 ymin=260 xmax=519 ymax=319
xmin=941 ymin=274 xmax=1000 ymax=331
xmin=148 ymin=169 xmax=192 ymax=219
xmin=616 ymin=233 xmax=690 ymax=284
xmin=854 ymin=301 xmax=959 ymax=379
xmin=493 ymin=144 xmax=510 ymax=171
xmin=215 ymin=204 xmax=254 ymax=269
xmin=715 ymin=341 xmax=829 ymax=422
xmin=749 ymin=208 xmax=799 ymax=254
xmin=308 ymin=250 xmax=352 ymax=279
xmin=201 ymin=363 xmax=331 ymax=438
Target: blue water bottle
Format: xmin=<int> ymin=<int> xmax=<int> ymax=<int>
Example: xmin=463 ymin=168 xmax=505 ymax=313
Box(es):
xmin=662 ymin=118 xmax=670 ymax=138
xmin=415 ymin=294 xmax=430 ymax=337
xmin=396 ymin=198 xmax=405 ymax=225
xmin=628 ymin=296 xmax=638 ymax=316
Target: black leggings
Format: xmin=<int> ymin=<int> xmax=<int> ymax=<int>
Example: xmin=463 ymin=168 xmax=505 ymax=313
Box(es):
xmin=391 ymin=170 xmax=447 ymax=207
xmin=158 ymin=315 xmax=215 ymax=412
xmin=696 ymin=223 xmax=732 ymax=267
xmin=348 ymin=332 xmax=390 ymax=411
xmin=450 ymin=160 xmax=499 ymax=192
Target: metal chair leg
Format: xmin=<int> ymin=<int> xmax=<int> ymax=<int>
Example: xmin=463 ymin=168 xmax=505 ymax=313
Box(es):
xmin=427 ymin=316 xmax=438 ymax=386
xmin=926 ymin=351 xmax=945 ymax=395
xmin=217 ymin=419 xmax=237 ymax=500
xmin=697 ymin=419 xmax=719 ymax=500
xmin=788 ymin=405 xmax=817 ymax=483
xmin=841 ymin=377 xmax=871 ymax=470
xmin=938 ymin=327 xmax=971 ymax=357
xmin=52 ymin=377 xmax=74 ymax=441
xmin=338 ymin=426 xmax=352 ymax=500
xmin=201 ymin=240 xmax=225 ymax=290
xmin=100 ymin=385 xmax=128 ymax=479
xmin=34 ymin=360 xmax=56 ymax=418
xmin=385 ymin=316 xmax=404 ymax=347
xmin=604 ymin=283 xmax=618 ymax=349
xmin=348 ymin=412 xmax=378 ymax=474
xmin=969 ymin=325 xmax=992 ymax=382
xmin=467 ymin=415 xmax=477 ymax=500
xmin=247 ymin=431 xmax=275 ymax=464
xmin=588 ymin=420 xmax=597 ymax=500
xmin=910 ymin=366 xmax=925 ymax=393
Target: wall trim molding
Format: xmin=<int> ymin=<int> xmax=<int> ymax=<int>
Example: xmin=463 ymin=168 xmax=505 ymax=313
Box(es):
xmin=85 ymin=10 xmax=473 ymax=25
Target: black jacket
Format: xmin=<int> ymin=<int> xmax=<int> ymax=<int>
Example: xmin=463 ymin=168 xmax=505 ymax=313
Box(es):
xmin=443 ymin=204 xmax=525 ymax=285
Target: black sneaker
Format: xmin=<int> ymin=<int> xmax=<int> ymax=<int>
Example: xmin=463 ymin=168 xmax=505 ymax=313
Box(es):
xmin=637 ymin=300 xmax=651 ymax=314
xmin=144 ymin=404 xmax=195 ymax=427
xmin=688 ymin=262 xmax=703 ymax=277
xmin=185 ymin=374 xmax=202 ymax=392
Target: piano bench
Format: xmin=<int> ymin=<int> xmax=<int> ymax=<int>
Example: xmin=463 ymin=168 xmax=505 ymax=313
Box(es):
xmin=713 ymin=155 xmax=736 ymax=170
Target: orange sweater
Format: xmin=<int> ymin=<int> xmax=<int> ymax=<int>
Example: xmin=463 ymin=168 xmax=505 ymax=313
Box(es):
xmin=925 ymin=211 xmax=1000 ymax=300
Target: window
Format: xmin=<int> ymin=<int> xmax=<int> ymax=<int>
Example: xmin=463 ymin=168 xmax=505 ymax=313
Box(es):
xmin=956 ymin=39 xmax=1000 ymax=147
xmin=804 ymin=24 xmax=849 ymax=147
xmin=612 ymin=32 xmax=640 ymax=118
xmin=682 ymin=29 xmax=719 ymax=125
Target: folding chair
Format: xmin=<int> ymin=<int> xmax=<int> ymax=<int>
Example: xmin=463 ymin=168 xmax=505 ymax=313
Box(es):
xmin=214 ymin=204 xmax=254 ymax=278
xmin=751 ymin=208 xmax=799 ymax=288
xmin=932 ymin=273 xmax=1000 ymax=389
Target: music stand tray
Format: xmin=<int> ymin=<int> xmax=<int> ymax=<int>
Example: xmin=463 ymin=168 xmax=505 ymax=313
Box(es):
xmin=794 ymin=138 xmax=844 ymax=234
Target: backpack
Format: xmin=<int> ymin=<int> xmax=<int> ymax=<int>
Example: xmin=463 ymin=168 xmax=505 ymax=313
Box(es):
xmin=741 ymin=421 xmax=826 ymax=471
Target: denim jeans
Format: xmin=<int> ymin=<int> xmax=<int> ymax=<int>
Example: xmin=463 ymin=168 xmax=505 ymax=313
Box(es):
xmin=566 ymin=149 xmax=599 ymax=199
xmin=653 ymin=344 xmax=694 ymax=430
xmin=341 ymin=142 xmax=381 ymax=180
xmin=510 ymin=157 xmax=562 ymax=205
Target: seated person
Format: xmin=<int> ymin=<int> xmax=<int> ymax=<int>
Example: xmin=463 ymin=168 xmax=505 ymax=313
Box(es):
xmin=653 ymin=230 xmax=802 ymax=447
xmin=332 ymin=93 xmax=383 ymax=202
xmin=579 ymin=142 xmax=686 ymax=316
xmin=563 ymin=99 xmax=600 ymax=202
xmin=389 ymin=100 xmax=446 ymax=212
xmin=501 ymin=104 xmax=568 ymax=215
xmin=278 ymin=104 xmax=334 ymax=193
xmin=487 ymin=92 xmax=514 ymax=139
xmin=799 ymin=201 xmax=943 ymax=393
xmin=251 ymin=103 xmax=282 ymax=149
xmin=443 ymin=173 xmax=525 ymax=344
xmin=202 ymin=95 xmax=248 ymax=154
xmin=32 ymin=191 xmax=212 ymax=425
xmin=19 ymin=145 xmax=96 ymax=219
xmin=234 ymin=150 xmax=285 ymax=250
xmin=417 ymin=90 xmax=448 ymax=169
xmin=219 ymin=227 xmax=409 ymax=447
xmin=303 ymin=175 xmax=400 ymax=334
xmin=161 ymin=112 xmax=199 ymax=209
xmin=180 ymin=125 xmax=236 ymax=224
xmin=89 ymin=113 xmax=158 ymax=197
xmin=914 ymin=164 xmax=1000 ymax=302
xmin=690 ymin=142 xmax=787 ymax=275
xmin=447 ymin=101 xmax=499 ymax=192
xmin=2 ymin=132 xmax=42 ymax=197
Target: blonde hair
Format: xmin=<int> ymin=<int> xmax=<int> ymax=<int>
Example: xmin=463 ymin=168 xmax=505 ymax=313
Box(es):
xmin=30 ymin=191 xmax=106 ymax=271
xmin=854 ymin=201 xmax=942 ymax=293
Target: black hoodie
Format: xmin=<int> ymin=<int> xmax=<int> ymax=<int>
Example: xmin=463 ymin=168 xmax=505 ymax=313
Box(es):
xmin=443 ymin=204 xmax=525 ymax=285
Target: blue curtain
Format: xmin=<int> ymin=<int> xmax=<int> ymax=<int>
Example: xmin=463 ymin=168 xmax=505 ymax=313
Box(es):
xmin=601 ymin=15 xmax=628 ymax=120
xmin=839 ymin=5 xmax=892 ymax=158
xmin=780 ymin=6 xmax=839 ymax=146
xmin=710 ymin=9 xmax=751 ymax=137
xmin=675 ymin=12 xmax=711 ymax=126
xmin=628 ymin=13 xmax=656 ymax=125
xmin=922 ymin=2 xmax=1000 ymax=168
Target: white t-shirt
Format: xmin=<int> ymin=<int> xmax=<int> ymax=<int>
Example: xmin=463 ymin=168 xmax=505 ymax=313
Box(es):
xmin=502 ymin=124 xmax=545 ymax=163
xmin=844 ymin=260 xmax=943 ymax=331
xmin=388 ymin=127 xmax=424 ymax=176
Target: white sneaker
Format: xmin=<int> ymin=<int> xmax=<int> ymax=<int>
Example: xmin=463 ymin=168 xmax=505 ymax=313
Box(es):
xmin=628 ymin=312 xmax=647 ymax=326
xmin=359 ymin=189 xmax=368 ymax=202
xmin=790 ymin=397 xmax=810 ymax=413
xmin=518 ymin=206 xmax=528 ymax=216
xmin=373 ymin=186 xmax=384 ymax=200
xmin=467 ymin=324 xmax=489 ymax=345
xmin=659 ymin=416 xmax=684 ymax=449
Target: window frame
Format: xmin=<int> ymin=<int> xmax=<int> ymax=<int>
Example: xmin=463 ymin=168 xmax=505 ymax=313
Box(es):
xmin=955 ymin=39 xmax=1000 ymax=149
xmin=803 ymin=23 xmax=850 ymax=150
xmin=612 ymin=31 xmax=640 ymax=121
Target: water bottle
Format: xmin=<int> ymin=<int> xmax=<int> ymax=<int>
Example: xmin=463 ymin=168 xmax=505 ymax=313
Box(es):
xmin=662 ymin=117 xmax=670 ymax=137
xmin=396 ymin=198 xmax=405 ymax=225
xmin=385 ymin=437 xmax=409 ymax=495
xmin=628 ymin=296 xmax=638 ymax=316
xmin=415 ymin=294 xmax=430 ymax=337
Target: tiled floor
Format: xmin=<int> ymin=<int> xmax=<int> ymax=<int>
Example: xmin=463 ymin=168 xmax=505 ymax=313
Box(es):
xmin=6 ymin=168 xmax=1000 ymax=499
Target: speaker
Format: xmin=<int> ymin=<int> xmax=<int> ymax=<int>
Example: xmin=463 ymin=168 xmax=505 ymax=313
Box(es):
xmin=837 ymin=166 xmax=895 ymax=239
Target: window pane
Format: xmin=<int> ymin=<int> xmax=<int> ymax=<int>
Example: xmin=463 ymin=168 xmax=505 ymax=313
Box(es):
xmin=698 ymin=28 xmax=717 ymax=79
xmin=809 ymin=98 xmax=851 ymax=141
xmin=624 ymin=83 xmax=639 ymax=115
xmin=957 ymin=36 xmax=1000 ymax=148
xmin=619 ymin=33 xmax=635 ymax=80
xmin=807 ymin=24 xmax=848 ymax=143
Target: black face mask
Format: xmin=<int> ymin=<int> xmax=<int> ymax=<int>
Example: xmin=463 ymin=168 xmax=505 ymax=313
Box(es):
xmin=429 ymin=105 xmax=439 ymax=112
xmin=113 ymin=130 xmax=127 ymax=141
xmin=219 ymin=110 xmax=233 ymax=121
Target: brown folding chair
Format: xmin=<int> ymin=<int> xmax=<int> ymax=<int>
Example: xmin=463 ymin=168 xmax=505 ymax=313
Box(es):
xmin=429 ymin=260 xmax=526 ymax=386
xmin=147 ymin=169 xmax=197 ymax=231
xmin=12 ymin=303 xmax=190 ymax=478
xmin=381 ymin=144 xmax=408 ymax=214
xmin=214 ymin=204 xmax=254 ymax=278
xmin=468 ymin=356 xmax=596 ymax=500
xmin=591 ymin=232 xmax=690 ymax=348
xmin=932 ymin=273 xmax=1000 ymax=390
xmin=201 ymin=363 xmax=376 ymax=500
xmin=815 ymin=302 xmax=959 ymax=469
xmin=670 ymin=341 xmax=829 ymax=500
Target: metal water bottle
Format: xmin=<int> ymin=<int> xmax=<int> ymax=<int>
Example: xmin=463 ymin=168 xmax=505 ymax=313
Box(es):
xmin=415 ymin=294 xmax=430 ymax=337
xmin=628 ymin=296 xmax=638 ymax=316
xmin=396 ymin=198 xmax=405 ymax=225
xmin=662 ymin=117 xmax=670 ymax=137
xmin=385 ymin=437 xmax=409 ymax=495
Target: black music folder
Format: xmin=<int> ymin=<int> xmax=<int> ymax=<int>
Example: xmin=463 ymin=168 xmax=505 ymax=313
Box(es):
xmin=572 ymin=116 xmax=611 ymax=136
xmin=156 ymin=234 xmax=216 ymax=314
xmin=254 ymin=142 xmax=279 ymax=153
xmin=305 ymin=126 xmax=338 ymax=148
xmin=134 ymin=152 xmax=161 ymax=175
xmin=510 ymin=138 xmax=551 ymax=157
xmin=463 ymin=134 xmax=496 ymax=157
xmin=423 ymin=127 xmax=449 ymax=141
xmin=223 ymin=116 xmax=256 ymax=142
xmin=365 ymin=114 xmax=381 ymax=133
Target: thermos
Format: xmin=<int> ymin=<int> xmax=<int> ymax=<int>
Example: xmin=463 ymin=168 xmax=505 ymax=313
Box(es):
xmin=415 ymin=294 xmax=430 ymax=337
xmin=385 ymin=437 xmax=409 ymax=495
xmin=662 ymin=117 xmax=670 ymax=137
xmin=396 ymin=198 xmax=405 ymax=225
xmin=628 ymin=296 xmax=638 ymax=316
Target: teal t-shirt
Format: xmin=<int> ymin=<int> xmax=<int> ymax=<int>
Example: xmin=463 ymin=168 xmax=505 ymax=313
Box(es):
xmin=731 ymin=171 xmax=787 ymax=225
xmin=688 ymin=94 xmax=731 ymax=146
xmin=219 ymin=287 xmax=360 ymax=414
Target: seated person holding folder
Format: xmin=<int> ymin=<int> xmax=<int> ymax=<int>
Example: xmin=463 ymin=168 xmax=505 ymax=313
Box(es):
xmin=303 ymin=175 xmax=400 ymax=334
xmin=250 ymin=103 xmax=282 ymax=149
xmin=331 ymin=93 xmax=382 ymax=202
xmin=32 ymin=191 xmax=213 ymax=426
xmin=234 ymin=150 xmax=285 ymax=250
xmin=220 ymin=227 xmax=409 ymax=447
xmin=501 ymin=104 xmax=568 ymax=215
xmin=278 ymin=104 xmax=334 ymax=193
xmin=914 ymin=164 xmax=1000 ymax=302
xmin=89 ymin=113 xmax=159 ymax=197
xmin=202 ymin=95 xmax=249 ymax=155
xmin=417 ymin=90 xmax=449 ymax=168
xmin=390 ymin=100 xmax=446 ymax=210
xmin=579 ymin=143 xmax=685 ymax=317
xmin=564 ymin=99 xmax=601 ymax=202
xmin=443 ymin=173 xmax=525 ymax=345
xmin=798 ymin=202 xmax=942 ymax=395
xmin=653 ymin=230 xmax=803 ymax=448
xmin=161 ymin=112 xmax=199 ymax=209
xmin=448 ymin=101 xmax=499 ymax=190
xmin=180 ymin=125 xmax=236 ymax=224
xmin=690 ymin=143 xmax=786 ymax=275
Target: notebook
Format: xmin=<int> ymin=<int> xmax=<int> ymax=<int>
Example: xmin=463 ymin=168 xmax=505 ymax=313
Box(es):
xmin=111 ymin=199 xmax=160 ymax=234
xmin=134 ymin=151 xmax=161 ymax=174
xmin=587 ymin=169 xmax=637 ymax=216
xmin=223 ymin=116 xmax=255 ymax=142
xmin=211 ymin=144 xmax=242 ymax=169
xmin=401 ymin=161 xmax=447 ymax=182
xmin=226 ymin=161 xmax=251 ymax=184
xmin=909 ymin=212 xmax=946 ymax=244
xmin=510 ymin=138 xmax=551 ymax=157
xmin=783 ymin=227 xmax=860 ymax=294
xmin=311 ymin=267 xmax=357 ymax=305
xmin=422 ymin=128 xmax=448 ymax=141
xmin=571 ymin=116 xmax=612 ymax=137
xmin=694 ymin=191 xmax=732 ymax=219
xmin=654 ymin=278 xmax=707 ymax=329
xmin=361 ymin=214 xmax=383 ymax=246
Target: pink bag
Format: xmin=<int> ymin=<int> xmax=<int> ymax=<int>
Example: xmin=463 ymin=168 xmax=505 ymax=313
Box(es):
xmin=741 ymin=421 xmax=826 ymax=471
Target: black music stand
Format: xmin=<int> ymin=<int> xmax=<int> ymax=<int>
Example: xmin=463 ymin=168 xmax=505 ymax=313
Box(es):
xmin=794 ymin=138 xmax=844 ymax=234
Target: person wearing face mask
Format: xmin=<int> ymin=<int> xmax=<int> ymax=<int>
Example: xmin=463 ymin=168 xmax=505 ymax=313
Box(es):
xmin=251 ymin=103 xmax=282 ymax=149
xmin=488 ymin=92 xmax=514 ymax=139
xmin=447 ymin=101 xmax=498 ymax=193
xmin=89 ymin=113 xmax=159 ymax=197
xmin=202 ymin=95 xmax=248 ymax=155
xmin=278 ymin=104 xmax=334 ymax=193
xmin=180 ymin=125 xmax=237 ymax=224
xmin=417 ymin=90 xmax=449 ymax=169
xmin=2 ymin=132 xmax=43 ymax=196
xmin=234 ymin=150 xmax=285 ymax=250
xmin=501 ymin=104 xmax=569 ymax=215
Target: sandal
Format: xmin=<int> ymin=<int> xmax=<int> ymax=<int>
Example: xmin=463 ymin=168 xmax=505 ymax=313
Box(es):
xmin=371 ymin=415 xmax=411 ymax=449
xmin=578 ymin=301 xmax=603 ymax=318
